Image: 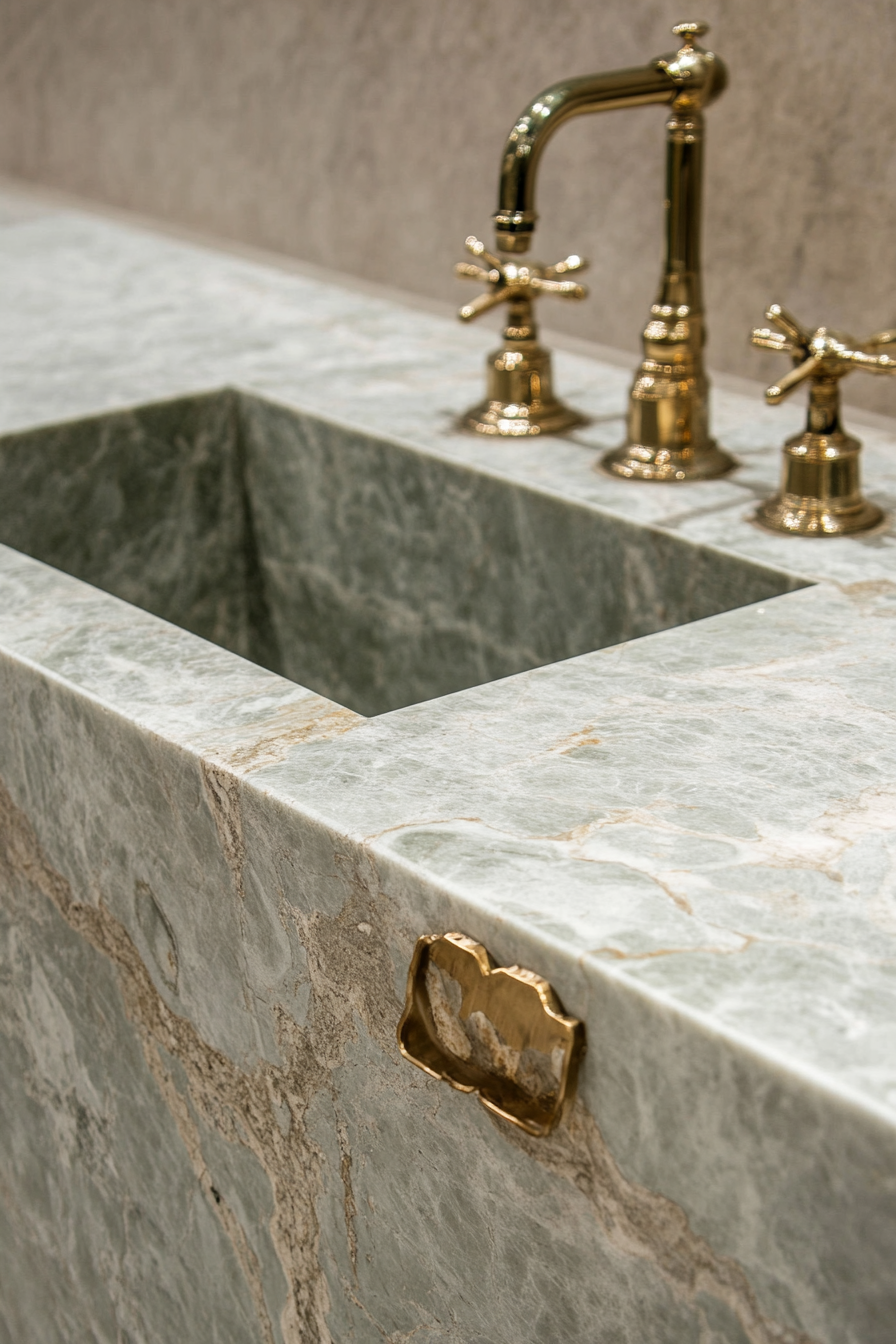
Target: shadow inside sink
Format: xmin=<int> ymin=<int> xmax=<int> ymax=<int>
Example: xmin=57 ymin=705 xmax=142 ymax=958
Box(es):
xmin=0 ymin=389 xmax=807 ymax=717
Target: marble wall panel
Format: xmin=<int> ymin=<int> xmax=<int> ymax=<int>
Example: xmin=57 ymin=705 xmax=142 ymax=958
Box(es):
xmin=0 ymin=824 xmax=268 ymax=1342
xmin=1 ymin=1 xmax=894 ymax=412
xmin=0 ymin=638 xmax=708 ymax=1343
xmin=4 ymin=560 xmax=896 ymax=1341
xmin=6 ymin=621 xmax=890 ymax=1342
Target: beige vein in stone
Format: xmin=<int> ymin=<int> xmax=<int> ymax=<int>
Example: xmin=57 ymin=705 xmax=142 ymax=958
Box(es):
xmin=1 ymin=774 xmax=821 ymax=1344
xmin=504 ymin=1106 xmax=819 ymax=1344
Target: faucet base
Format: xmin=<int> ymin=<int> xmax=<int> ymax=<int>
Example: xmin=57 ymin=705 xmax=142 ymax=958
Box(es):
xmin=459 ymin=339 xmax=586 ymax=438
xmin=598 ymin=306 xmax=736 ymax=480
xmin=600 ymin=439 xmax=736 ymax=482
xmin=460 ymin=397 xmax=585 ymax=437
xmin=754 ymin=428 xmax=885 ymax=536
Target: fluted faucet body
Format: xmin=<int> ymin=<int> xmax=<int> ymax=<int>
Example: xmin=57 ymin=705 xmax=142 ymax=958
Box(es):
xmin=493 ymin=22 xmax=734 ymax=480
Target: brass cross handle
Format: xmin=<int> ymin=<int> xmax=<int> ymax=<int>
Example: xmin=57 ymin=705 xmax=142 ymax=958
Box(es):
xmin=751 ymin=304 xmax=896 ymax=402
xmin=455 ymin=235 xmax=588 ymax=324
xmin=452 ymin=234 xmax=589 ymax=437
xmin=749 ymin=303 xmax=896 ymax=536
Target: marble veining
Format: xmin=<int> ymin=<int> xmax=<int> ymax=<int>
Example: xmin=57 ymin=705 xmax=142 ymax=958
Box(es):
xmin=2 ymin=182 xmax=896 ymax=1342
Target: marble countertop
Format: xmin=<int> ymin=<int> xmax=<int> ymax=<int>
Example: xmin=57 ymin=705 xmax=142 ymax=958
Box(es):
xmin=3 ymin=177 xmax=896 ymax=1142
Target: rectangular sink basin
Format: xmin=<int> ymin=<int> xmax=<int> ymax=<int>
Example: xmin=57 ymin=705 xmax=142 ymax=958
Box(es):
xmin=0 ymin=389 xmax=805 ymax=716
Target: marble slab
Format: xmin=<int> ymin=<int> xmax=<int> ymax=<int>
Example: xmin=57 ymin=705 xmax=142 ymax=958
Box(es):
xmin=2 ymin=182 xmax=896 ymax=1343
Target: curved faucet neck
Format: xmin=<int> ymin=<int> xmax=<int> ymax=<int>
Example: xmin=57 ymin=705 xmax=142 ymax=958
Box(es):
xmin=492 ymin=38 xmax=727 ymax=257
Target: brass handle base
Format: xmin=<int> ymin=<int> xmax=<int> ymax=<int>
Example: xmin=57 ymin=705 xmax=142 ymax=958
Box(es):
xmin=751 ymin=304 xmax=895 ymax=536
xmin=755 ymin=429 xmax=884 ymax=537
xmin=756 ymin=496 xmax=883 ymax=537
xmin=460 ymin=341 xmax=586 ymax=438
xmin=398 ymin=932 xmax=585 ymax=1136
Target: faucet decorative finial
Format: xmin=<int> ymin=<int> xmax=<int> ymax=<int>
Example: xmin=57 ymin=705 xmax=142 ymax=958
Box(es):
xmin=750 ymin=305 xmax=896 ymax=534
xmin=454 ymin=236 xmax=589 ymax=436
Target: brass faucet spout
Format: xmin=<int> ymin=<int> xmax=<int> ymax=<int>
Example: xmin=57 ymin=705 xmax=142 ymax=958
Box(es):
xmin=494 ymin=66 xmax=675 ymax=254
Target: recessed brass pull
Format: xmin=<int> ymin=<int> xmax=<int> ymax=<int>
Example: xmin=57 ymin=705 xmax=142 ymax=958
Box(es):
xmin=397 ymin=933 xmax=585 ymax=1136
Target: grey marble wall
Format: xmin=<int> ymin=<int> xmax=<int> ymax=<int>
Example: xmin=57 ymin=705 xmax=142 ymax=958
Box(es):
xmin=1 ymin=2 xmax=895 ymax=413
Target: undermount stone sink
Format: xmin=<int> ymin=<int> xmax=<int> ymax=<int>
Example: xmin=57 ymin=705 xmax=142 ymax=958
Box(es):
xmin=0 ymin=389 xmax=805 ymax=717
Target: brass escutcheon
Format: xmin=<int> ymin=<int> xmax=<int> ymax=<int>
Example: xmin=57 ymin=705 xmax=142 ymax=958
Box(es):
xmin=398 ymin=933 xmax=585 ymax=1136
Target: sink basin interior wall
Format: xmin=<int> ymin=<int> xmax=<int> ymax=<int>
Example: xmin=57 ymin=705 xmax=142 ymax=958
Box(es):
xmin=0 ymin=390 xmax=806 ymax=716
xmin=0 ymin=391 xmax=281 ymax=675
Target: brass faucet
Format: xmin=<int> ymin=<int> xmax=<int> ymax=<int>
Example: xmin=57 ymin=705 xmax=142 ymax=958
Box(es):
xmin=458 ymin=21 xmax=735 ymax=481
xmin=751 ymin=305 xmax=896 ymax=535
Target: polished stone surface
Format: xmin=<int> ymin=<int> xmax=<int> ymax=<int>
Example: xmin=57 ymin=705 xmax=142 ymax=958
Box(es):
xmin=3 ymin=184 xmax=896 ymax=1342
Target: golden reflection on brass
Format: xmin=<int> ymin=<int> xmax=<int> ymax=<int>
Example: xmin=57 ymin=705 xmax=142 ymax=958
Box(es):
xmin=398 ymin=932 xmax=585 ymax=1136
xmin=750 ymin=305 xmax=896 ymax=536
xmin=458 ymin=21 xmax=735 ymax=477
xmin=455 ymin=235 xmax=588 ymax=435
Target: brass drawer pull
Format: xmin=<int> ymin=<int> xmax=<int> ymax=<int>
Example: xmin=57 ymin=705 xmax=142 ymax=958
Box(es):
xmin=398 ymin=933 xmax=585 ymax=1136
